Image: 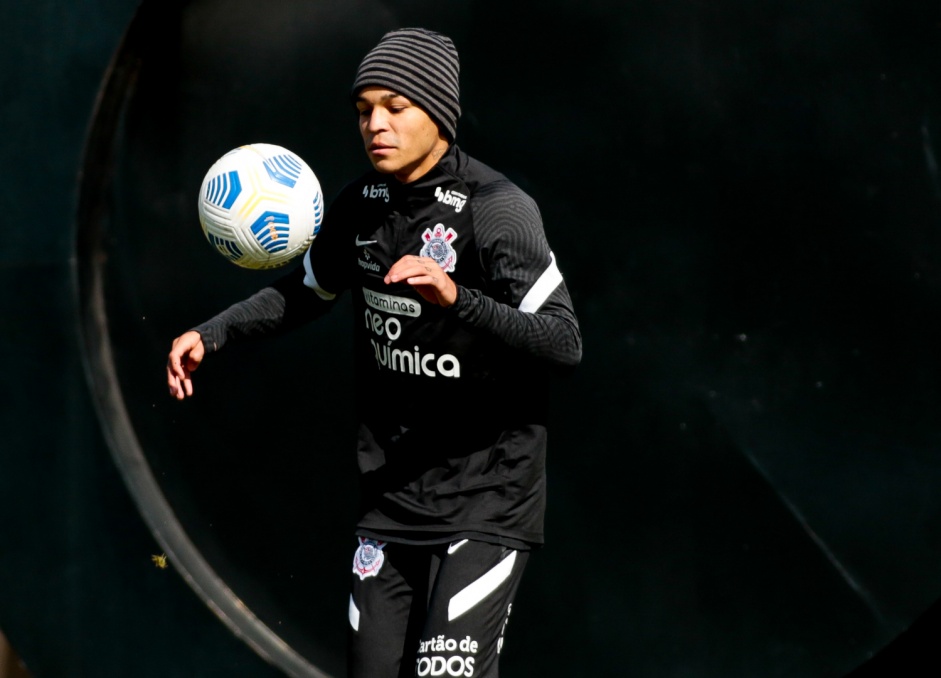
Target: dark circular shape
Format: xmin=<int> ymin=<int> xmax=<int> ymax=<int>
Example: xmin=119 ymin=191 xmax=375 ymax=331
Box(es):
xmin=73 ymin=1 xmax=941 ymax=677
xmin=73 ymin=2 xmax=347 ymax=676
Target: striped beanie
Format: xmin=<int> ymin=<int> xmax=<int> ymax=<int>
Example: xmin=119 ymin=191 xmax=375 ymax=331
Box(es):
xmin=352 ymin=28 xmax=461 ymax=141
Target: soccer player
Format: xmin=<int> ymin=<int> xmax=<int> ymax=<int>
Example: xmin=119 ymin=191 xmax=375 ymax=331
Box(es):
xmin=167 ymin=27 xmax=581 ymax=678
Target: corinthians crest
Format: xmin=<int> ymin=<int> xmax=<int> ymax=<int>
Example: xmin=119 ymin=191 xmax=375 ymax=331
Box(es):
xmin=420 ymin=223 xmax=458 ymax=273
xmin=353 ymin=537 xmax=386 ymax=580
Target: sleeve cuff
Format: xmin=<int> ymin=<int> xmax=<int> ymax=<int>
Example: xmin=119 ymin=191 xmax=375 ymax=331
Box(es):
xmin=191 ymin=325 xmax=222 ymax=353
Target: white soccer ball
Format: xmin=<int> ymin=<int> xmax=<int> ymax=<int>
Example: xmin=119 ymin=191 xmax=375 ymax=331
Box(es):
xmin=197 ymin=143 xmax=324 ymax=270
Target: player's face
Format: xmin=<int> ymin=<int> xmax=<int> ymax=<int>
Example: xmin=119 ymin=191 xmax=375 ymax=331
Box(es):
xmin=355 ymin=87 xmax=449 ymax=184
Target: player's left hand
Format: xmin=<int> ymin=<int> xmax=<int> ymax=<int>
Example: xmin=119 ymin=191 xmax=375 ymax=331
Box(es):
xmin=384 ymin=255 xmax=457 ymax=306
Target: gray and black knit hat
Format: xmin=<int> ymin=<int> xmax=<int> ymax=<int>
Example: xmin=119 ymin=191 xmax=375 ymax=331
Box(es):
xmin=351 ymin=28 xmax=461 ymax=141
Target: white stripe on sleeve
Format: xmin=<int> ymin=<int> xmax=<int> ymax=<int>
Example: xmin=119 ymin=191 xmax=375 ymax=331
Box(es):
xmin=303 ymin=249 xmax=337 ymax=301
xmin=349 ymin=594 xmax=360 ymax=631
xmin=518 ymin=252 xmax=562 ymax=313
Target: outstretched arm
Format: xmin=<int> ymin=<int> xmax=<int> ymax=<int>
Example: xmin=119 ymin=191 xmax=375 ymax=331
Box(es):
xmin=164 ymin=264 xmax=335 ymax=399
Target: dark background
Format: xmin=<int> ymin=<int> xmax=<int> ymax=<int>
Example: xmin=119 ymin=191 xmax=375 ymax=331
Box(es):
xmin=3 ymin=0 xmax=941 ymax=676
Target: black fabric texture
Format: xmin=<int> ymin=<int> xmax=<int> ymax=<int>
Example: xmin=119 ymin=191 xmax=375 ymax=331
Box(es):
xmin=192 ymin=144 xmax=581 ymax=547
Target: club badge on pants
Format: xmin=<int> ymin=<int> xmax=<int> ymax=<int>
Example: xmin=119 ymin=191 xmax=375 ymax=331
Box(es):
xmin=353 ymin=537 xmax=386 ymax=580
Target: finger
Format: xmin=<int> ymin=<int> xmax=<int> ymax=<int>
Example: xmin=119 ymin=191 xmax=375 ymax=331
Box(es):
xmin=405 ymin=274 xmax=439 ymax=288
xmin=169 ymin=348 xmax=202 ymax=380
xmin=167 ymin=364 xmax=179 ymax=390
xmin=385 ymin=256 xmax=433 ymax=280
xmin=167 ymin=354 xmax=184 ymax=380
xmin=384 ymin=265 xmax=412 ymax=284
xmin=168 ymin=372 xmax=183 ymax=399
xmin=387 ymin=262 xmax=437 ymax=284
xmin=188 ymin=339 xmax=205 ymax=366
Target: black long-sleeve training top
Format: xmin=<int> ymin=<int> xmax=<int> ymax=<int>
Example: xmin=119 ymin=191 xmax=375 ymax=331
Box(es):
xmin=195 ymin=145 xmax=581 ymax=548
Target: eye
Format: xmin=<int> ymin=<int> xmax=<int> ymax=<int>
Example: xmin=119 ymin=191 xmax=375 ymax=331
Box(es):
xmin=387 ymin=97 xmax=411 ymax=113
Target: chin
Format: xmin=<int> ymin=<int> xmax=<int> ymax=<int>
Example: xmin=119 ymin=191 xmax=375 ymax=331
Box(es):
xmin=369 ymin=158 xmax=400 ymax=175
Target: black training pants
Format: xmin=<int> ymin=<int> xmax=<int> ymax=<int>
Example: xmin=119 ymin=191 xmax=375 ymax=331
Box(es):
xmin=348 ymin=538 xmax=529 ymax=678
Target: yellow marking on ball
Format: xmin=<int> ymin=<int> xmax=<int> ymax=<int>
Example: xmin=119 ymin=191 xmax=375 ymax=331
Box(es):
xmin=236 ymin=167 xmax=292 ymax=221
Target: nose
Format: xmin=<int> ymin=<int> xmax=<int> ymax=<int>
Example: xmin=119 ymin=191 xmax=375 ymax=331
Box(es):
xmin=365 ymin=107 xmax=389 ymax=133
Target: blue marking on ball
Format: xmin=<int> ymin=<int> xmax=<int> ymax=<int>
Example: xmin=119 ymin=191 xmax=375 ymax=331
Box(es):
xmin=208 ymin=233 xmax=243 ymax=261
xmin=250 ymin=211 xmax=292 ymax=253
xmin=263 ymin=154 xmax=302 ymax=189
xmin=312 ymin=192 xmax=324 ymax=235
xmin=205 ymin=170 xmax=242 ymax=209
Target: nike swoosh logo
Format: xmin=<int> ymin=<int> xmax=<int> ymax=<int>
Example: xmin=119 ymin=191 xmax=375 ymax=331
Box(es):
xmin=447 ymin=539 xmax=469 ymax=555
xmin=355 ymin=236 xmax=378 ymax=246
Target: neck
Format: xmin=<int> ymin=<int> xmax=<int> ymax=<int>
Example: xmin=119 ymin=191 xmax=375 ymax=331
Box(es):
xmin=394 ymin=138 xmax=451 ymax=183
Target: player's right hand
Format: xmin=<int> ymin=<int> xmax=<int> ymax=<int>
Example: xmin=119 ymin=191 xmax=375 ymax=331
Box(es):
xmin=167 ymin=330 xmax=205 ymax=400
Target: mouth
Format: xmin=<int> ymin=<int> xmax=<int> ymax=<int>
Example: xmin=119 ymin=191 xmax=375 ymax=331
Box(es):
xmin=368 ymin=142 xmax=395 ymax=156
